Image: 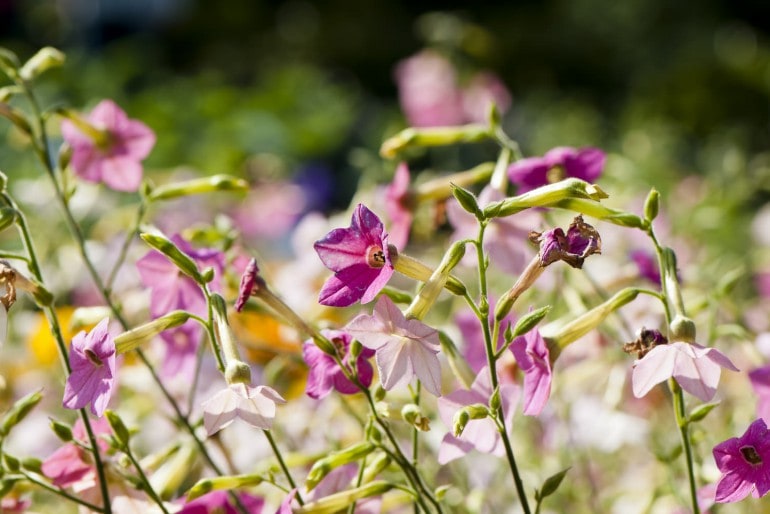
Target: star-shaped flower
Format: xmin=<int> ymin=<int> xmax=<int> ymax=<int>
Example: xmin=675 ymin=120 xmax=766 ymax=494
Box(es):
xmin=61 ymin=99 xmax=155 ymax=192
xmin=345 ymin=296 xmax=442 ymax=396
xmin=713 ymin=418 xmax=770 ymax=502
xmin=314 ymin=204 xmax=394 ymax=307
xmin=632 ymin=341 xmax=738 ymax=402
xmin=62 ymin=318 xmax=117 ymax=417
xmin=201 ymin=383 xmax=286 ymax=436
xmin=510 ymin=329 xmax=552 ymax=416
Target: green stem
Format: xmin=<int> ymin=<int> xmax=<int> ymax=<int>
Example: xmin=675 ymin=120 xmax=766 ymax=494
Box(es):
xmin=263 ymin=429 xmax=304 ymax=506
xmin=105 ymin=199 xmax=147 ymax=293
xmin=123 ymin=444 xmax=170 ymax=514
xmin=672 ymin=382 xmax=700 ymax=514
xmin=20 ymin=471 xmax=106 ymax=512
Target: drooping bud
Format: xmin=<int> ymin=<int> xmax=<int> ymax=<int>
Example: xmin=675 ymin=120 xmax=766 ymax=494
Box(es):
xmin=451 ymin=183 xmax=483 ymax=220
xmin=380 ymin=125 xmax=490 ymax=159
xmin=19 ymin=46 xmax=65 ymax=81
xmin=140 ymin=231 xmax=204 ymax=284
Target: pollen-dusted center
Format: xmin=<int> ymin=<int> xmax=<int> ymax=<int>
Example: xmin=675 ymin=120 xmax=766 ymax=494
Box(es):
xmin=366 ymin=245 xmax=386 ymax=268
xmin=740 ymin=445 xmax=763 ymax=465
xmin=84 ymin=348 xmax=104 ymax=367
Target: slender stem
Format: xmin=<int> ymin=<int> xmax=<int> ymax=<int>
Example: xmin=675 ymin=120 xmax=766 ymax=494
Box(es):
xmin=410 ymin=381 xmax=422 ymax=514
xmin=123 ymin=444 xmax=170 ymax=514
xmin=672 ymin=382 xmax=700 ymax=514
xmin=263 ymin=429 xmax=304 ymax=506
xmin=20 ymin=471 xmax=106 ymax=512
xmin=105 ymin=199 xmax=147 ymax=292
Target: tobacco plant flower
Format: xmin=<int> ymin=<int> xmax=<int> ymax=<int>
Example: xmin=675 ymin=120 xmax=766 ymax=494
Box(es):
xmin=713 ymin=418 xmax=770 ymax=502
xmin=62 ymin=318 xmax=117 ymax=417
xmin=507 ymin=146 xmax=605 ymax=194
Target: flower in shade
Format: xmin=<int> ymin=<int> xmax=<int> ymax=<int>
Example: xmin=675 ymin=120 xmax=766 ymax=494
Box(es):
xmin=201 ymin=382 xmax=286 ymax=436
xmin=629 ymin=249 xmax=661 ymax=284
xmin=461 ymin=71 xmax=512 ymax=124
xmin=314 ymin=204 xmax=394 ymax=307
xmin=437 ymin=367 xmax=519 ymax=464
xmin=508 ymin=147 xmax=605 ymax=194
xmin=510 ymin=329 xmax=552 ymax=416
xmin=345 ymin=295 xmax=442 ymax=396
xmin=42 ymin=418 xmax=111 ymax=490
xmin=632 ymin=341 xmax=739 ymax=402
xmin=177 ymin=490 xmax=265 ymax=514
xmin=61 ymin=99 xmax=155 ymax=192
xmin=455 ymin=298 xmax=515 ymax=374
xmin=749 ymin=366 xmax=770 ymax=424
xmin=713 ymin=418 xmax=770 ymax=502
xmin=530 ymin=215 xmax=601 ymax=269
xmin=303 ymin=329 xmax=375 ymax=399
xmin=384 ymin=163 xmax=413 ymax=250
xmin=62 ymin=318 xmax=117 ymax=417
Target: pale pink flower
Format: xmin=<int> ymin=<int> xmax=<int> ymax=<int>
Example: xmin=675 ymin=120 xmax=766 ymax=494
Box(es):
xmin=201 ymin=383 xmax=286 ymax=436
xmin=61 ymin=99 xmax=155 ymax=192
xmin=510 ymin=329 xmax=552 ymax=416
xmin=345 ymin=296 xmax=442 ymax=396
xmin=42 ymin=418 xmax=111 ymax=490
xmin=461 ymin=71 xmax=512 ymax=123
xmin=383 ymin=163 xmax=413 ymax=250
xmin=632 ymin=342 xmax=738 ymax=402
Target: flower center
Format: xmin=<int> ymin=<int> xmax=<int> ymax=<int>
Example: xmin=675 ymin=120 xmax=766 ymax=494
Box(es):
xmin=84 ymin=348 xmax=104 ymax=367
xmin=366 ymin=246 xmax=386 ymax=268
xmin=741 ymin=445 xmax=763 ymax=465
xmin=546 ymin=165 xmax=566 ymax=184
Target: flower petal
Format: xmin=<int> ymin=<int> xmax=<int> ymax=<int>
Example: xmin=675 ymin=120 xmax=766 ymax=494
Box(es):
xmin=632 ymin=344 xmax=678 ymax=398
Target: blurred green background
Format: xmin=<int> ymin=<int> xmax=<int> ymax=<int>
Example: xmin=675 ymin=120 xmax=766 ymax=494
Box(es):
xmin=2 ymin=0 xmax=770 ymax=271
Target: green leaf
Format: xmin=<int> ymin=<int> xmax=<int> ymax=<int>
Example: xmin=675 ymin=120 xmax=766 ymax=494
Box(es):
xmin=688 ymin=402 xmax=720 ymax=424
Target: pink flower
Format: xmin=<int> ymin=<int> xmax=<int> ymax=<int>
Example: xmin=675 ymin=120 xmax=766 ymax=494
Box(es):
xmin=234 ymin=257 xmax=262 ymax=312
xmin=303 ymin=329 xmax=375 ymax=399
xmin=455 ymin=298 xmax=515 ymax=374
xmin=713 ymin=418 xmax=770 ymax=502
xmin=383 ymin=163 xmax=413 ymax=250
xmin=201 ymin=383 xmax=286 ymax=436
xmin=629 ymin=249 xmax=661 ymax=284
xmin=510 ymin=329 xmax=552 ymax=416
xmin=314 ymin=204 xmax=394 ymax=307
xmin=461 ymin=71 xmax=512 ymax=124
xmin=308 ymin=464 xmax=381 ymax=513
xmin=177 ymin=490 xmax=265 ymax=514
xmin=42 ymin=418 xmax=111 ymax=490
xmin=532 ymin=215 xmax=601 ymax=269
xmin=61 ymin=99 xmax=155 ymax=192
xmin=62 ymin=318 xmax=117 ymax=417
xmin=437 ymin=367 xmax=519 ymax=464
xmin=632 ymin=342 xmax=739 ymax=402
xmin=507 ymin=147 xmax=605 ymax=194
xmin=749 ymin=366 xmax=770 ymax=424
xmin=345 ymin=296 xmax=442 ymax=396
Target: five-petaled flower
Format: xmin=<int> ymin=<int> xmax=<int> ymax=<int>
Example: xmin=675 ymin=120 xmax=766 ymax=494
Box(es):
xmin=61 ymin=99 xmax=156 ymax=192
xmin=345 ymin=295 xmax=442 ymax=396
xmin=713 ymin=418 xmax=770 ymax=503
xmin=62 ymin=318 xmax=117 ymax=417
xmin=507 ymin=146 xmax=605 ymax=194
xmin=632 ymin=341 xmax=738 ymax=402
xmin=303 ymin=329 xmax=375 ymax=399
xmin=201 ymin=382 xmax=286 ymax=436
xmin=510 ymin=329 xmax=552 ymax=416
xmin=314 ymin=203 xmax=394 ymax=307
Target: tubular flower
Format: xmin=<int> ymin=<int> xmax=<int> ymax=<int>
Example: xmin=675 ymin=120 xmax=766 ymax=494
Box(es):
xmin=507 ymin=146 xmax=605 ymax=194
xmin=713 ymin=418 xmax=770 ymax=502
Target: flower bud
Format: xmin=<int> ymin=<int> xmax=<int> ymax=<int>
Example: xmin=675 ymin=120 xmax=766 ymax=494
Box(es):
xmin=299 ymin=481 xmax=394 ymax=513
xmin=405 ymin=240 xmax=466 ymax=320
xmin=49 ymin=419 xmax=73 ymax=442
xmin=489 ymin=387 xmax=502 ymax=412
xmin=19 ymin=47 xmax=65 ymax=81
xmin=225 ymin=360 xmax=252 ymax=385
xmin=349 ymin=339 xmax=363 ymax=358
xmin=373 ymin=384 xmax=386 ymax=402
xmin=644 ymin=188 xmax=660 ymax=222
xmin=484 ymin=178 xmax=607 ymax=219
xmin=186 ymin=473 xmax=265 ymax=501
xmin=670 ymin=315 xmax=696 ymax=343
xmin=380 ymin=125 xmax=490 ymax=159
xmin=0 ymin=207 xmax=16 ymax=233
xmin=401 ymin=403 xmax=430 ymax=431
xmin=148 ymin=175 xmax=249 ymax=202
xmin=3 ymin=454 xmax=19 ymax=472
xmin=306 ymin=442 xmax=375 ymax=491
xmin=0 ymin=103 xmax=32 ymax=136
xmin=0 ymin=48 xmax=20 ymax=78
xmin=21 ymin=457 xmax=42 ymax=474
xmin=510 ymin=305 xmax=551 ymax=338
xmin=114 ymin=310 xmax=191 ymax=354
xmin=361 ymin=452 xmax=390 ymax=483
xmin=200 ymin=267 xmax=215 ymax=284
xmin=452 ymin=410 xmax=470 ymax=438
xmin=140 ymin=232 xmax=204 ymax=284
xmin=105 ymin=410 xmax=131 ymax=449
xmin=0 ymin=389 xmax=42 ymax=436
xmin=451 ymin=184 xmax=483 ymax=220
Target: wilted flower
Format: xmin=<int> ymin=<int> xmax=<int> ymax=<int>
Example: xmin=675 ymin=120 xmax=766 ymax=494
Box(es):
xmin=61 ymin=99 xmax=155 ymax=192
xmin=632 ymin=341 xmax=738 ymax=402
xmin=314 ymin=204 xmax=394 ymax=307
xmin=201 ymin=383 xmax=286 ymax=436
xmin=345 ymin=295 xmax=442 ymax=396
xmin=508 ymin=147 xmax=605 ymax=194
xmin=510 ymin=329 xmax=552 ymax=416
xmin=303 ymin=329 xmax=375 ymax=399
xmin=622 ymin=328 xmax=668 ymax=359
xmin=713 ymin=418 xmax=770 ymax=502
xmin=530 ymin=215 xmax=601 ymax=269
xmin=62 ymin=318 xmax=117 ymax=417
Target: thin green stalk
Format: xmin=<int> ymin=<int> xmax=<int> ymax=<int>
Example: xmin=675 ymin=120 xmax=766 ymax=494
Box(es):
xmin=123 ymin=444 xmax=170 ymax=514
xmin=105 ymin=199 xmax=147 ymax=293
xmin=263 ymin=429 xmax=304 ymax=506
xmin=20 ymin=471 xmax=106 ymax=512
xmin=411 ymin=381 xmax=421 ymax=514
xmin=672 ymin=382 xmax=700 ymax=514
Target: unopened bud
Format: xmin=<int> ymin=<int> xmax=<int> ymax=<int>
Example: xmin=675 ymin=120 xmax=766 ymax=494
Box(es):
xmin=3 ymin=454 xmax=19 ymax=472
xmin=0 ymin=207 xmax=16 ymax=233
xmin=148 ymin=175 xmax=249 ymax=201
xmin=451 ymin=184 xmax=483 ymax=220
xmin=49 ymin=419 xmax=73 ymax=442
xmin=644 ymin=188 xmax=660 ymax=222
xmin=670 ymin=315 xmax=696 ymax=343
xmin=225 ymin=360 xmax=252 ymax=385
xmin=21 ymin=457 xmax=42 ymax=474
xmin=452 ymin=410 xmax=470 ymax=437
xmin=19 ymin=47 xmax=65 ymax=81
xmin=0 ymin=389 xmax=42 ymax=436
xmin=140 ymin=232 xmax=204 ymax=284
xmin=105 ymin=410 xmax=131 ymax=449
xmin=489 ymin=387 xmax=502 ymax=412
xmin=114 ymin=310 xmax=191 ymax=354
xmin=201 ymin=267 xmax=215 ymax=284
xmin=349 ymin=339 xmax=363 ymax=359
xmin=511 ymin=306 xmax=551 ymax=338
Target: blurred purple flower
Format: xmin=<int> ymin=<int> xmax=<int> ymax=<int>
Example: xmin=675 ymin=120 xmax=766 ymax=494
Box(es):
xmin=629 ymin=249 xmax=661 ymax=284
xmin=632 ymin=342 xmax=738 ymax=402
xmin=159 ymin=323 xmax=202 ymax=380
xmin=232 ymin=181 xmax=306 ymax=240
xmin=314 ymin=204 xmax=394 ymax=307
xmin=384 ymin=162 xmax=413 ymax=250
xmin=61 ymin=99 xmax=155 ymax=192
xmin=713 ymin=418 xmax=770 ymax=502
xmin=345 ymin=296 xmax=442 ymax=396
xmin=437 ymin=367 xmax=519 ymax=464
xmin=756 ymin=271 xmax=770 ymax=299
xmin=508 ymin=147 xmax=605 ymax=194
xmin=510 ymin=329 xmax=552 ymax=416
xmin=749 ymin=366 xmax=770 ymax=424
xmin=177 ymin=490 xmax=265 ymax=514
xmin=308 ymin=464 xmax=381 ymax=513
xmin=201 ymin=383 xmax=286 ymax=436
xmin=303 ymin=329 xmax=375 ymax=399
xmin=462 ymin=71 xmax=512 ymax=123
xmin=62 ymin=318 xmax=116 ymax=417
xmin=42 ymin=418 xmax=111 ymax=490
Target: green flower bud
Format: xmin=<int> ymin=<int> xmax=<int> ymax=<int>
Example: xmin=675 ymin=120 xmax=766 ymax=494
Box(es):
xmin=380 ymin=125 xmax=490 ymax=159
xmin=185 ymin=473 xmax=265 ymax=501
xmin=49 ymin=419 xmax=73 ymax=442
xmin=489 ymin=387 xmax=502 ymax=412
xmin=114 ymin=310 xmax=191 ymax=354
xmin=361 ymin=452 xmax=391 ymax=483
xmin=105 ymin=410 xmax=131 ymax=449
xmin=452 ymin=410 xmax=470 ymax=437
xmin=670 ymin=315 xmax=696 ymax=343
xmin=297 ymin=482 xmax=394 ymax=514
xmin=147 ymin=175 xmax=249 ymax=202
xmin=306 ymin=442 xmax=375 ymax=491
xmin=451 ymin=184 xmax=483 ymax=220
xmin=21 ymin=457 xmax=42 ymax=474
xmin=200 ymin=267 xmax=215 ymax=284
xmin=3 ymin=454 xmax=19 ymax=472
xmin=0 ymin=207 xmax=17 ymax=233
xmin=19 ymin=46 xmax=65 ymax=81
xmin=373 ymin=384 xmax=386 ymax=402
xmin=0 ymin=103 xmax=32 ymax=136
xmin=0 ymin=48 xmax=20 ymax=78
xmin=0 ymin=389 xmax=42 ymax=436
xmin=225 ymin=360 xmax=252 ymax=385
xmin=644 ymin=188 xmax=660 ymax=222
xmin=140 ymin=232 xmax=204 ymax=284
xmin=349 ymin=339 xmax=363 ymax=359
xmin=510 ymin=305 xmax=551 ymax=338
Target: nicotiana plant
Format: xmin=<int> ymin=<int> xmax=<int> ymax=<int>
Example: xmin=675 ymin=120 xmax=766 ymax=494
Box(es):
xmin=0 ymin=45 xmax=763 ymax=514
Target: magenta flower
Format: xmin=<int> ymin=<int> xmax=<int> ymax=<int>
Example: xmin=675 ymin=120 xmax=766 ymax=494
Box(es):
xmin=201 ymin=383 xmax=286 ymax=436
xmin=632 ymin=342 xmax=739 ymax=402
xmin=303 ymin=329 xmax=375 ymax=399
xmin=42 ymin=418 xmax=111 ymax=490
xmin=510 ymin=329 xmax=552 ymax=416
xmin=345 ymin=296 xmax=442 ymax=396
xmin=234 ymin=257 xmax=262 ymax=312
xmin=314 ymin=204 xmax=394 ymax=307
xmin=713 ymin=418 xmax=770 ymax=502
xmin=507 ymin=147 xmax=605 ymax=194
xmin=749 ymin=366 xmax=770 ymax=424
xmin=455 ymin=298 xmax=515 ymax=374
xmin=62 ymin=318 xmax=117 ymax=417
xmin=437 ymin=367 xmax=519 ymax=464
xmin=629 ymin=249 xmax=661 ymax=284
xmin=533 ymin=215 xmax=601 ymax=269
xmin=177 ymin=490 xmax=265 ymax=514
xmin=61 ymin=99 xmax=155 ymax=192
xmin=384 ymin=163 xmax=413 ymax=250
